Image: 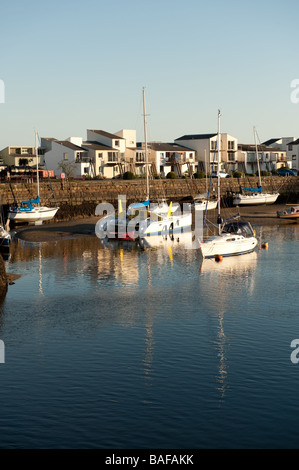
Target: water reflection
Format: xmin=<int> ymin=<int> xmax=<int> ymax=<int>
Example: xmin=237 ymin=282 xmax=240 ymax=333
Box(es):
xmin=4 ymin=225 xmax=295 ymax=404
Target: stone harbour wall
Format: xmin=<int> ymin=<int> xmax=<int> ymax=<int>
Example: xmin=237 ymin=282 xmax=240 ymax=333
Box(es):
xmin=0 ymin=176 xmax=298 ymax=221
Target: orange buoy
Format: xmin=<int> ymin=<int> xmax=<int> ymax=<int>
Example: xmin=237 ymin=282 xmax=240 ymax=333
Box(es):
xmin=261 ymin=242 xmax=268 ymax=249
xmin=215 ymin=255 xmax=223 ymax=262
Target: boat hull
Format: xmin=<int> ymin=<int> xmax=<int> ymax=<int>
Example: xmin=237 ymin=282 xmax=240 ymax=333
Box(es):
xmin=0 ymin=225 xmax=11 ymax=247
xmin=194 ymin=200 xmax=218 ymax=211
xmin=200 ymin=233 xmax=258 ymax=258
xmin=233 ymin=192 xmax=279 ymax=206
xmin=8 ymin=207 xmax=59 ymax=223
xmin=98 ymin=212 xmax=192 ymax=240
xmin=138 ymin=213 xmax=192 ymax=237
xmin=277 ymin=206 xmax=299 ymax=219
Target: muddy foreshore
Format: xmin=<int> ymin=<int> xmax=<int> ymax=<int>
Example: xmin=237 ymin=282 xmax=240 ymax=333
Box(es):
xmin=11 ymin=204 xmax=298 ymax=243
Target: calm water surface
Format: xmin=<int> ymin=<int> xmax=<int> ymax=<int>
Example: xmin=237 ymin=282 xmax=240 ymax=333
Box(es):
xmin=0 ymin=224 xmax=299 ymax=449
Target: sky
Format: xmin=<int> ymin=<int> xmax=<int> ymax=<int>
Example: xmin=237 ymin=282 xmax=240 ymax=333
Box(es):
xmin=0 ymin=0 xmax=298 ymax=149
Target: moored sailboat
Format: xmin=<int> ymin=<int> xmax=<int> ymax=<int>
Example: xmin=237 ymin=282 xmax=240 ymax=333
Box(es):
xmin=233 ymin=127 xmax=279 ymax=206
xmin=98 ymin=88 xmax=192 ymax=240
xmin=200 ymin=111 xmax=258 ymax=259
xmin=8 ymin=131 xmax=59 ymax=225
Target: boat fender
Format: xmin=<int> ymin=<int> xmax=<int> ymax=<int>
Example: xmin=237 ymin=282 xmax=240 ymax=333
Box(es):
xmin=215 ymin=255 xmax=223 ymax=262
xmin=283 ymin=211 xmax=286 ymax=215
xmin=262 ymin=242 xmax=268 ymax=249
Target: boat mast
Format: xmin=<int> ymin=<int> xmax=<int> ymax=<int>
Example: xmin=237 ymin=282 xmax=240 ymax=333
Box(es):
xmin=254 ymin=126 xmax=261 ymax=187
xmin=217 ymin=109 xmax=222 ymax=234
xmin=142 ymin=87 xmax=149 ymax=201
xmin=35 ymin=129 xmax=40 ymax=206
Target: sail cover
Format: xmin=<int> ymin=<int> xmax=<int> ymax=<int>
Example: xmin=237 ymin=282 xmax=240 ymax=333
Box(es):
xmin=21 ymin=196 xmax=40 ymax=204
xmin=129 ymin=199 xmax=150 ymax=209
xmin=242 ymin=186 xmax=263 ymax=193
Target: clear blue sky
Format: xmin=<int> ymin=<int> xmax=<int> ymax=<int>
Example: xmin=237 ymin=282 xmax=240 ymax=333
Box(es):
xmin=0 ymin=0 xmax=298 ymax=149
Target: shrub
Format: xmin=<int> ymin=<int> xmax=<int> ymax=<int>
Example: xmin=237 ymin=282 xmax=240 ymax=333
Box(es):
xmin=123 ymin=171 xmax=135 ymax=180
xmin=193 ymin=171 xmax=205 ymax=179
xmin=232 ymin=171 xmax=244 ymax=178
xmin=166 ymin=171 xmax=177 ymax=179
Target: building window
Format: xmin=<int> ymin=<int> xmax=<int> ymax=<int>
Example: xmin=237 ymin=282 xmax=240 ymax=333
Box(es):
xmin=292 ymin=155 xmax=297 ymax=160
xmin=289 ymin=145 xmax=293 ymax=151
xmin=98 ymin=153 xmax=103 ymax=159
xmin=108 ymin=152 xmax=118 ymax=162
xmin=228 ymin=141 xmax=235 ymax=150
xmin=136 ymin=151 xmax=145 ymax=162
xmin=114 ymin=140 xmax=120 ymax=147
xmin=63 ymin=152 xmax=69 ymax=160
xmin=211 ymin=141 xmax=216 ymax=151
xmin=228 ymin=152 xmax=235 ymax=161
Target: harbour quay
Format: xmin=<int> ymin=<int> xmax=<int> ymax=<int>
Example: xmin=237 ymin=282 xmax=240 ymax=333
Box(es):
xmin=0 ymin=176 xmax=298 ymax=222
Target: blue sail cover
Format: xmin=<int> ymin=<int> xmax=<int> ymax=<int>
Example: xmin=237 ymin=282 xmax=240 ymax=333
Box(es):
xmin=129 ymin=199 xmax=150 ymax=209
xmin=242 ymin=186 xmax=263 ymax=193
xmin=21 ymin=196 xmax=40 ymax=204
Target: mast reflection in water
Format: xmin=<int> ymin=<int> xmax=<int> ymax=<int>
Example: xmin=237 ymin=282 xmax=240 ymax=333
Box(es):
xmin=0 ymin=226 xmax=299 ymax=449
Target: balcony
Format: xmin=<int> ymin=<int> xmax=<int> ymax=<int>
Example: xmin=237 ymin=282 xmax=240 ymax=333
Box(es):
xmin=75 ymin=152 xmax=89 ymax=163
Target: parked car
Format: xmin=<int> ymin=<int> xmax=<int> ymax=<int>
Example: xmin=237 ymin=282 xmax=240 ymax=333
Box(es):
xmin=277 ymin=168 xmax=297 ymax=176
xmin=211 ymin=170 xmax=230 ymax=178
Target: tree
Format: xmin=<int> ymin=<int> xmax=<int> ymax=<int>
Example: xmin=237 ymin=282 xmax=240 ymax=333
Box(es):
xmin=57 ymin=161 xmax=77 ymax=179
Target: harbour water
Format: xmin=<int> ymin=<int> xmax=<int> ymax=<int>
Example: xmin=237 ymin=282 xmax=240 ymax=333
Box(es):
xmin=0 ymin=224 xmax=299 ymax=449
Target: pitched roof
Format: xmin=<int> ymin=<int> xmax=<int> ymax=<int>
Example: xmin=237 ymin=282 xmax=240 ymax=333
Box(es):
xmin=147 ymin=142 xmax=194 ymax=152
xmin=288 ymin=138 xmax=299 ymax=146
xmin=88 ymin=129 xmax=125 ymax=140
xmin=238 ymin=143 xmax=282 ymax=152
xmin=82 ymin=141 xmax=114 ymax=151
xmin=175 ymin=133 xmax=217 ymax=141
xmin=55 ymin=140 xmax=85 ymax=151
xmin=262 ymin=138 xmax=280 ymax=146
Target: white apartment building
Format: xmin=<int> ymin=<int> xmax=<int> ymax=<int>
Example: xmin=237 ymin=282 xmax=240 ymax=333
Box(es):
xmin=41 ymin=137 xmax=92 ymax=178
xmin=237 ymin=144 xmax=287 ymax=174
xmin=286 ymin=138 xmax=299 ymax=169
xmin=0 ymin=145 xmax=39 ymax=167
xmin=174 ymin=133 xmax=238 ymax=174
xmin=143 ymin=142 xmax=196 ymax=177
xmin=262 ymin=137 xmax=295 ymax=168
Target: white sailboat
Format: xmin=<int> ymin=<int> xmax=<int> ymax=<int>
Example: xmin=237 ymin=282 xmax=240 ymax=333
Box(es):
xmin=200 ymin=111 xmax=258 ymax=259
xmin=8 ymin=131 xmax=59 ymax=225
xmin=99 ymin=88 xmax=192 ymax=240
xmin=233 ymin=127 xmax=279 ymax=206
xmin=192 ymin=193 xmax=218 ymax=211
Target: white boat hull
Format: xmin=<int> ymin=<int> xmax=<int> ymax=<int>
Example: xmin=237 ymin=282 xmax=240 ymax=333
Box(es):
xmin=200 ymin=233 xmax=258 ymax=258
xmin=8 ymin=206 xmax=59 ymax=223
xmin=138 ymin=212 xmax=192 ymax=237
xmin=0 ymin=225 xmax=11 ymax=247
xmin=233 ymin=192 xmax=279 ymax=206
xmin=98 ymin=211 xmax=192 ymax=240
xmin=194 ymin=199 xmax=218 ymax=211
